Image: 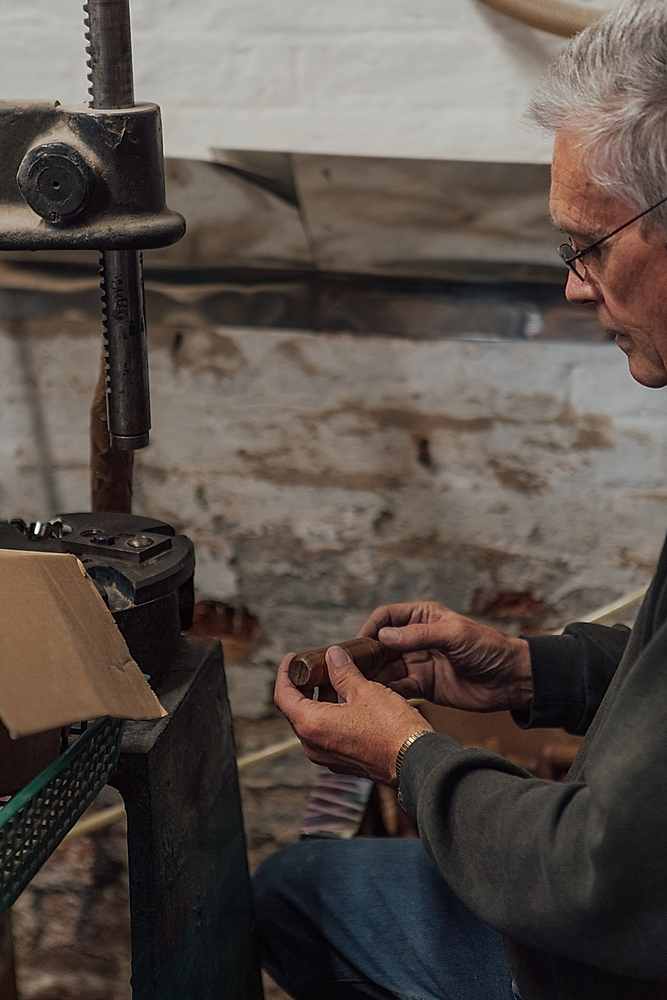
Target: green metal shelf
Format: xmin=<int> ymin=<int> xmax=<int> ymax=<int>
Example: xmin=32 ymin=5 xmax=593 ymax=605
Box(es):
xmin=0 ymin=717 xmax=123 ymax=911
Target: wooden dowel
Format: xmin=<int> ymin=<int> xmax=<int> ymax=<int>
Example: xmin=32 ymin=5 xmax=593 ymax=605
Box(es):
xmin=478 ymin=0 xmax=603 ymax=38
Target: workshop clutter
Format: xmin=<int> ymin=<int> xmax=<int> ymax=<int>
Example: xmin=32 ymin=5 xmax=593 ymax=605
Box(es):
xmin=0 ymin=549 xmax=165 ymax=795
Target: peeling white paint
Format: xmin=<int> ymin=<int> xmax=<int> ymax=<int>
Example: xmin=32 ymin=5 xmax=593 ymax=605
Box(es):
xmin=0 ymin=0 xmax=616 ymax=163
xmin=1 ymin=314 xmax=663 ymax=722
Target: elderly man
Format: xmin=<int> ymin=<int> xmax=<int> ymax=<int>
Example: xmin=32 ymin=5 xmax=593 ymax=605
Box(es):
xmin=255 ymin=3 xmax=667 ymax=998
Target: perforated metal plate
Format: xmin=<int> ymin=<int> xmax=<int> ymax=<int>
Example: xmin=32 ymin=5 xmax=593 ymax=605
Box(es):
xmin=0 ymin=717 xmax=123 ymax=911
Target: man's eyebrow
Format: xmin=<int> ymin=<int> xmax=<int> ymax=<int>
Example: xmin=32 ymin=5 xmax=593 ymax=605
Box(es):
xmin=550 ymin=213 xmax=603 ymax=242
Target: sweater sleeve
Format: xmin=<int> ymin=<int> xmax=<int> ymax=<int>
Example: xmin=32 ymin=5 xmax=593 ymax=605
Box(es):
xmin=399 ymin=620 xmax=667 ymax=980
xmin=513 ymin=622 xmax=630 ymax=734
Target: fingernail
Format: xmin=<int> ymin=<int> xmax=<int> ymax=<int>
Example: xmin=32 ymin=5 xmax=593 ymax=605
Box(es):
xmin=327 ymin=645 xmax=350 ymax=667
xmin=379 ymin=628 xmax=400 ymax=642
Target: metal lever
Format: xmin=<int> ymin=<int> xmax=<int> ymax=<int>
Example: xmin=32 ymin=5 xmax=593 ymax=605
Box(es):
xmin=84 ymin=0 xmax=151 ymax=451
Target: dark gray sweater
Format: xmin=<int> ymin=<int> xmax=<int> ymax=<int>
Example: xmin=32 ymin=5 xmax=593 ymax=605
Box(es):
xmin=399 ymin=535 xmax=667 ymax=1000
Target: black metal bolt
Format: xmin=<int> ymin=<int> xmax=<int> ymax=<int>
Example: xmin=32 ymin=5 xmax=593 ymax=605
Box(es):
xmin=126 ymin=535 xmax=153 ymax=550
xmin=17 ymin=142 xmax=94 ymax=224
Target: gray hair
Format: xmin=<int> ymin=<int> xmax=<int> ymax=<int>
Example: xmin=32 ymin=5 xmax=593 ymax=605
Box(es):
xmin=530 ymin=0 xmax=667 ymax=231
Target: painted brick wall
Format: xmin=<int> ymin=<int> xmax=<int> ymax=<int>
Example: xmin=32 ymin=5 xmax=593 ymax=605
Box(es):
xmin=1 ymin=301 xmax=664 ymax=720
xmin=0 ymin=0 xmax=614 ymax=162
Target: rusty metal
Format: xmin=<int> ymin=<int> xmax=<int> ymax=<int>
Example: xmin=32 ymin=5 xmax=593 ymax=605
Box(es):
xmin=16 ymin=141 xmax=94 ymax=225
xmin=0 ymin=102 xmax=184 ymax=251
xmin=96 ymin=247 xmax=151 ymax=451
xmin=90 ymin=353 xmax=135 ymax=512
xmin=0 ymin=0 xmax=185 ymax=470
xmin=84 ymin=0 xmax=135 ymax=110
xmin=0 ymin=514 xmax=195 ymax=683
xmin=85 ymin=0 xmax=150 ymax=455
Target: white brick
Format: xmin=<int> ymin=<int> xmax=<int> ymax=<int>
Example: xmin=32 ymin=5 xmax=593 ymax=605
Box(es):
xmin=2 ymin=305 xmax=663 ymax=721
xmin=0 ymin=0 xmax=617 ymax=163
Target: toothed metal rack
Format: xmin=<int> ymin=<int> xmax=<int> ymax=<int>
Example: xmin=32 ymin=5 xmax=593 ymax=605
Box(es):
xmin=0 ymin=0 xmax=185 ymax=451
xmin=84 ymin=0 xmax=151 ymax=450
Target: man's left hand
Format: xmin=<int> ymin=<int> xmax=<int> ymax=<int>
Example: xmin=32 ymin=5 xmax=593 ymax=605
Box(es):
xmin=274 ymin=645 xmax=434 ymax=786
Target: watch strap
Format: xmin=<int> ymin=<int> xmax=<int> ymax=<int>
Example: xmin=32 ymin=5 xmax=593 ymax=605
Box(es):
xmin=395 ymin=729 xmax=432 ymax=811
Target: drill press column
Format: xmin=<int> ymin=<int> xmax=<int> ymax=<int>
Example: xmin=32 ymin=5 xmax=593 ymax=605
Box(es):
xmin=84 ymin=0 xmax=151 ymax=452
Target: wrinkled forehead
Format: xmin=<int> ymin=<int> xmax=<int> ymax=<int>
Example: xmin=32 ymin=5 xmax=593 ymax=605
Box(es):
xmin=549 ymin=131 xmax=627 ymax=240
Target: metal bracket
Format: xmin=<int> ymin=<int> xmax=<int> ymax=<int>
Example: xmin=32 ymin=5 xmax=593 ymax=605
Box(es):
xmin=0 ymin=101 xmax=185 ymax=250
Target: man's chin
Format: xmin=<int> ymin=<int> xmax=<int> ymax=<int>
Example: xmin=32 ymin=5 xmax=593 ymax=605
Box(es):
xmin=626 ymin=354 xmax=667 ymax=388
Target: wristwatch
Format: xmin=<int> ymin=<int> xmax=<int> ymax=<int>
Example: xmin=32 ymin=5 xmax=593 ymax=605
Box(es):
xmin=395 ymin=730 xmax=432 ymax=811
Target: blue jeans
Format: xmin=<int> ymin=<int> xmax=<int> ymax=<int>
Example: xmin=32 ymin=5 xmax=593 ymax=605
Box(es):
xmin=254 ymin=838 xmax=516 ymax=1000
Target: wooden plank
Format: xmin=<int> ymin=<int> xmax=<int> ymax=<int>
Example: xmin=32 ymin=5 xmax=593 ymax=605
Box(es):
xmin=294 ymin=154 xmax=557 ymax=277
xmin=154 ymin=158 xmax=312 ymax=270
xmin=0 ymin=264 xmax=601 ymax=342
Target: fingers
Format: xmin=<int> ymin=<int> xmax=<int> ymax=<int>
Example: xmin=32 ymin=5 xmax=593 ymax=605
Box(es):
xmin=325 ymin=646 xmax=365 ymax=700
xmin=275 ymin=655 xmax=334 ymax=743
xmin=357 ymin=601 xmax=450 ymax=638
xmin=378 ymin=618 xmax=463 ymax=652
xmin=275 ymin=645 xmax=370 ymax=725
xmin=357 ymin=602 xmax=425 ymax=638
xmin=357 ymin=610 xmax=385 ymax=638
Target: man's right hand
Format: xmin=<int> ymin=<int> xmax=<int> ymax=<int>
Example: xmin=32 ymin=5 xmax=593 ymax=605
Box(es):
xmin=359 ymin=601 xmax=533 ymax=714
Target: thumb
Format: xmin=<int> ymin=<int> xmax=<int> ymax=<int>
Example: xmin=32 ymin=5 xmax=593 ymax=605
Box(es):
xmin=325 ymin=645 xmax=365 ymax=699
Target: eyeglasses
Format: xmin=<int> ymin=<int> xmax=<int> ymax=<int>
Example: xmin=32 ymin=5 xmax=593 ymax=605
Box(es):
xmin=558 ymin=193 xmax=667 ymax=282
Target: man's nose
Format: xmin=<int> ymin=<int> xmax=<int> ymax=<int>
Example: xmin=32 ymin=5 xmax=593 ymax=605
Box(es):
xmin=564 ymin=269 xmax=600 ymax=305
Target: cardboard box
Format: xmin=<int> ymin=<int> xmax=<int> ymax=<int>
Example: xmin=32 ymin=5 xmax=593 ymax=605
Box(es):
xmin=0 ymin=550 xmax=166 ymax=795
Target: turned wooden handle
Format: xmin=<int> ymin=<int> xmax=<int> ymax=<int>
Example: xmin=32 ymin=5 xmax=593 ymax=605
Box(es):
xmin=289 ymin=638 xmax=394 ymax=692
xmin=478 ymin=0 xmax=603 ymax=38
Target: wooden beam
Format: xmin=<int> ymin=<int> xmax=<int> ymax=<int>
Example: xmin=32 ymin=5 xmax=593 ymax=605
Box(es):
xmin=478 ymin=0 xmax=603 ymax=38
xmin=292 ymin=156 xmax=556 ymax=277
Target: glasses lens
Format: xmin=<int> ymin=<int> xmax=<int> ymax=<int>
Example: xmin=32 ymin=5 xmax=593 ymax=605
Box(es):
xmin=558 ymin=242 xmax=586 ymax=281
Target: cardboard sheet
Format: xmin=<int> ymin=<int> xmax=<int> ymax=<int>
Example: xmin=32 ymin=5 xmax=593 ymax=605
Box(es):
xmin=0 ymin=551 xmax=166 ymax=738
